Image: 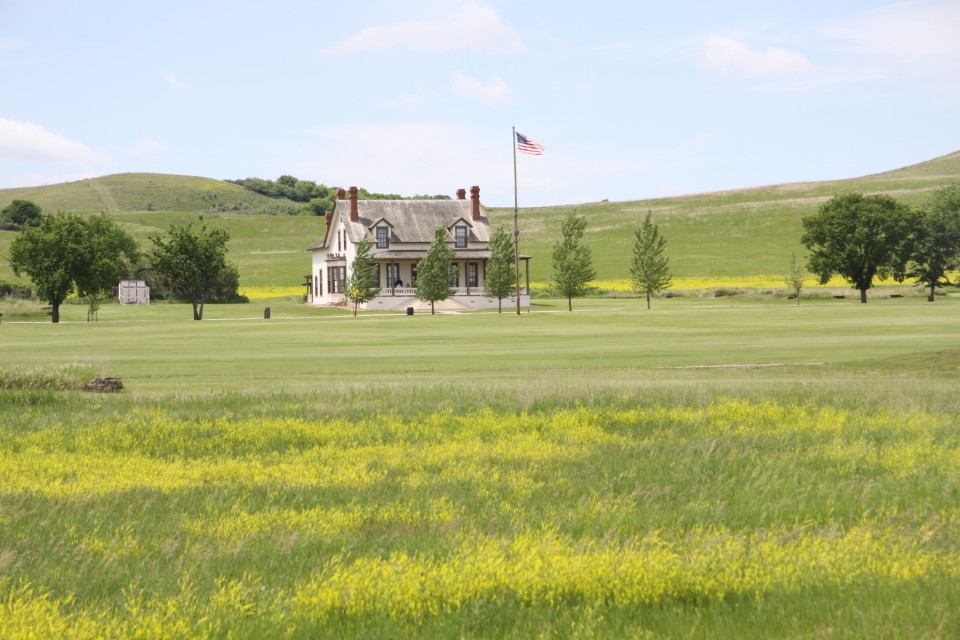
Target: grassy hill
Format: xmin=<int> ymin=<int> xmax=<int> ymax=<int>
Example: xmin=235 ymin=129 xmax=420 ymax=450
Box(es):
xmin=0 ymin=173 xmax=299 ymax=214
xmin=1 ymin=152 xmax=958 ymax=287
xmin=493 ymin=150 xmax=960 ymax=282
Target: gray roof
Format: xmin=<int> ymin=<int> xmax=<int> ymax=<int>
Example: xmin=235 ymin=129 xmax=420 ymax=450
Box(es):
xmin=307 ymin=199 xmax=491 ymax=251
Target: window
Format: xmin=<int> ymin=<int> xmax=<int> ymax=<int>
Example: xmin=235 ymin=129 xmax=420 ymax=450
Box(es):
xmin=387 ymin=263 xmax=401 ymax=288
xmin=467 ymin=262 xmax=479 ymax=288
xmin=313 ymin=275 xmax=318 ymax=297
xmin=327 ymin=266 xmax=345 ymax=293
xmin=373 ymin=263 xmax=381 ymax=288
xmin=455 ymin=226 xmax=468 ymax=248
xmin=376 ymin=226 xmax=389 ymax=249
xmin=317 ymin=270 xmax=323 ymax=296
xmin=449 ymin=263 xmax=459 ymax=287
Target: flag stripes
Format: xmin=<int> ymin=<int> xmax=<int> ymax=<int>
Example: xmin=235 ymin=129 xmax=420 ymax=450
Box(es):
xmin=516 ymin=131 xmax=545 ymax=155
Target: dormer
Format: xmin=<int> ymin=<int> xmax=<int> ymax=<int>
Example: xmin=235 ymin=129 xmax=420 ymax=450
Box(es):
xmin=368 ymin=217 xmax=395 ymax=249
xmin=447 ymin=217 xmax=474 ymax=249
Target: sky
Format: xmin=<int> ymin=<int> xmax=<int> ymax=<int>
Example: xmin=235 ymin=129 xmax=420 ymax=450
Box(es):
xmin=1 ymin=0 xmax=958 ymax=207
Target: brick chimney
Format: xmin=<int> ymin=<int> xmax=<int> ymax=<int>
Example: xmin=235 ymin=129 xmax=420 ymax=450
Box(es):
xmin=348 ymin=186 xmax=358 ymax=221
xmin=336 ymin=188 xmax=346 ymax=200
xmin=325 ymin=211 xmax=332 ymax=231
xmin=456 ymin=188 xmax=466 ymax=200
xmin=470 ymin=185 xmax=481 ymax=220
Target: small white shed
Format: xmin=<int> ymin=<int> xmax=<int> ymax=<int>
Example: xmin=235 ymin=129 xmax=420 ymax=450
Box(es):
xmin=118 ymin=280 xmax=150 ymax=305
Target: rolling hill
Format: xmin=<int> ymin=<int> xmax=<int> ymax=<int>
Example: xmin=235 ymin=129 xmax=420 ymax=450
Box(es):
xmin=1 ymin=151 xmax=958 ymax=288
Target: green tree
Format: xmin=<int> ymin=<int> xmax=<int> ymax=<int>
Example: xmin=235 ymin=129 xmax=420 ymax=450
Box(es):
xmin=149 ymin=219 xmax=235 ymax=320
xmin=345 ymin=236 xmax=380 ymax=316
xmin=483 ymin=226 xmax=515 ymax=313
xmin=801 ymin=193 xmax=917 ymax=303
xmin=75 ymin=214 xmax=140 ymax=321
xmin=9 ymin=212 xmax=138 ymax=323
xmin=629 ymin=212 xmax=672 ymax=309
xmin=0 ymin=200 xmax=43 ymax=231
xmin=784 ymin=252 xmax=807 ymax=305
xmin=415 ymin=225 xmax=454 ymax=315
xmin=552 ymin=212 xmax=595 ymax=311
xmin=908 ymin=182 xmax=960 ymax=301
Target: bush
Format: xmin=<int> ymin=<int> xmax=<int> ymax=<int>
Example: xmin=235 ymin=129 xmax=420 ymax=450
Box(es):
xmin=0 ymin=280 xmax=32 ymax=299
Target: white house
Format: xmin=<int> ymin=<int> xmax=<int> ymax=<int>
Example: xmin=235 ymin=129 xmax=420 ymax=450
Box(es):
xmin=306 ymin=186 xmax=531 ymax=311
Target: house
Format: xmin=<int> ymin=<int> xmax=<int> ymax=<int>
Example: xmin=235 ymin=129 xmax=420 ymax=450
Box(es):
xmin=306 ymin=186 xmax=531 ymax=311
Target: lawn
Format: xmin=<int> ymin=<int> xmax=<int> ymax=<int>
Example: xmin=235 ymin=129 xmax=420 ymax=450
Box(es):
xmin=1 ymin=296 xmax=959 ymax=638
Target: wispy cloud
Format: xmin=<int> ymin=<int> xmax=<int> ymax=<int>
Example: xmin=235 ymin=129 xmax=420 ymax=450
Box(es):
xmin=697 ymin=36 xmax=813 ymax=78
xmin=451 ymin=72 xmax=511 ymax=102
xmin=164 ymin=73 xmax=190 ymax=90
xmin=131 ymin=137 xmax=171 ymax=158
xmin=0 ymin=37 xmax=27 ymax=68
xmin=318 ymin=3 xmax=523 ymax=58
xmin=380 ymin=88 xmax=442 ymax=109
xmin=0 ymin=117 xmax=107 ymax=164
xmin=820 ymin=1 xmax=960 ymax=69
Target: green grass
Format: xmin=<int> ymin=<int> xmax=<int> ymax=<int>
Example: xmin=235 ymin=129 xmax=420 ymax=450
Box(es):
xmin=2 ymin=297 xmax=960 ymax=637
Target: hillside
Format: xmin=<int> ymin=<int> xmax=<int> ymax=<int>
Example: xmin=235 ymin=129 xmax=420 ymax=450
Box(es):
xmin=0 ymin=173 xmax=299 ymax=214
xmin=1 ymin=152 xmax=958 ymax=287
xmin=490 ymin=150 xmax=960 ymax=281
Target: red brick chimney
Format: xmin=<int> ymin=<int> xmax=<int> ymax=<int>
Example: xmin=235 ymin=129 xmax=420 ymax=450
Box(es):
xmin=336 ymin=188 xmax=346 ymax=200
xmin=456 ymin=188 xmax=466 ymax=200
xmin=348 ymin=186 xmax=358 ymax=221
xmin=470 ymin=186 xmax=481 ymax=220
xmin=325 ymin=211 xmax=332 ymax=231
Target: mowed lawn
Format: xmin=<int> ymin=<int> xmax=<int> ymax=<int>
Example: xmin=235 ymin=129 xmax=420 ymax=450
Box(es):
xmin=2 ymin=297 xmax=960 ymax=638
xmin=2 ymin=296 xmax=958 ymax=394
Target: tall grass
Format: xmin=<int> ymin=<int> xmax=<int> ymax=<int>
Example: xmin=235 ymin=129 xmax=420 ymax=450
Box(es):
xmin=0 ymin=362 xmax=102 ymax=390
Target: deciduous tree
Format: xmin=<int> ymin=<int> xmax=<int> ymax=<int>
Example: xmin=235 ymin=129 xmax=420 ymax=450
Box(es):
xmin=784 ymin=252 xmax=807 ymax=305
xmin=0 ymin=200 xmax=42 ymax=231
xmin=552 ymin=212 xmax=595 ymax=311
xmin=345 ymin=236 xmax=380 ymax=316
xmin=908 ymin=182 xmax=960 ymax=301
xmin=415 ymin=225 xmax=454 ymax=315
xmin=801 ymin=193 xmax=917 ymax=303
xmin=9 ymin=212 xmax=138 ymax=323
xmin=483 ymin=225 xmax=515 ymax=312
xmin=629 ymin=212 xmax=671 ymax=309
xmin=149 ymin=220 xmax=235 ymax=320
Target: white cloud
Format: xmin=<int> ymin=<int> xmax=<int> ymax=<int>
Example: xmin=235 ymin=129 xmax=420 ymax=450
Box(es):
xmin=0 ymin=117 xmax=106 ymax=164
xmin=451 ymin=72 xmax=511 ymax=102
xmin=698 ymin=36 xmax=813 ymax=78
xmin=164 ymin=73 xmax=190 ymax=90
xmin=131 ymin=137 xmax=171 ymax=158
xmin=318 ymin=3 xmax=523 ymax=58
xmin=821 ymin=1 xmax=960 ymax=67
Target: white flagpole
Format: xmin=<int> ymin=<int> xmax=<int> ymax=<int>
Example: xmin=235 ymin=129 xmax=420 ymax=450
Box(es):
xmin=512 ymin=126 xmax=522 ymax=316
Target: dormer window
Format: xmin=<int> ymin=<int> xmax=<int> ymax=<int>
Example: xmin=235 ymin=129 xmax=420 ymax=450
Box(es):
xmin=454 ymin=225 xmax=468 ymax=248
xmin=376 ymin=226 xmax=389 ymax=249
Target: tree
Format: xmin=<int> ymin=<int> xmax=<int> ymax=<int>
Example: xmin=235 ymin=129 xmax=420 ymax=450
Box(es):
xmin=415 ymin=225 xmax=454 ymax=315
xmin=75 ymin=214 xmax=140 ymax=321
xmin=908 ymin=182 xmax=960 ymax=302
xmin=551 ymin=212 xmax=595 ymax=311
xmin=629 ymin=212 xmax=672 ymax=309
xmin=9 ymin=212 xmax=138 ymax=323
xmin=784 ymin=252 xmax=807 ymax=305
xmin=345 ymin=236 xmax=380 ymax=316
xmin=483 ymin=225 xmax=515 ymax=313
xmin=801 ymin=193 xmax=917 ymax=303
xmin=0 ymin=200 xmax=43 ymax=231
xmin=149 ymin=220 xmax=235 ymax=320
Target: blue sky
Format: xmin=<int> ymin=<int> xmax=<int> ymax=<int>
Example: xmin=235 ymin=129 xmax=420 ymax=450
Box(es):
xmin=1 ymin=0 xmax=957 ymax=207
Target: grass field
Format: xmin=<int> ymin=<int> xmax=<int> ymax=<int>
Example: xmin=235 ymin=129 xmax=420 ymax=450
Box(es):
xmin=2 ymin=296 xmax=960 ymax=638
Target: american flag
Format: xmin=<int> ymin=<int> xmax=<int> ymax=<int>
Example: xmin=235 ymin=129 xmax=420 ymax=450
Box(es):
xmin=516 ymin=131 xmax=545 ymax=155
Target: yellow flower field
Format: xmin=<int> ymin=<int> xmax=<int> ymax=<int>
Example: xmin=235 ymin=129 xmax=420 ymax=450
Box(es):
xmin=1 ymin=397 xmax=958 ymax=637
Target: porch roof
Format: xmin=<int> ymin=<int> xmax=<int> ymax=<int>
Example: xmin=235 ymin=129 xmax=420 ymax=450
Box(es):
xmin=370 ymin=250 xmax=531 ymax=260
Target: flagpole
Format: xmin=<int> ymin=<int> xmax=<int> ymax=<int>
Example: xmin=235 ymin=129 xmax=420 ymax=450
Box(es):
xmin=512 ymin=126 xmax=522 ymax=316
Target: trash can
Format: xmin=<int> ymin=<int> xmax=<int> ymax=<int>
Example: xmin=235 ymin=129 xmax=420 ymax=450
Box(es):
xmin=406 ymin=307 xmax=414 ymax=316
xmin=264 ymin=307 xmax=271 ymax=319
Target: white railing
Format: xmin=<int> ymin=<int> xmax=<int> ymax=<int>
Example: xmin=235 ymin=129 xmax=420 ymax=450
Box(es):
xmin=376 ymin=286 xmax=528 ymax=297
